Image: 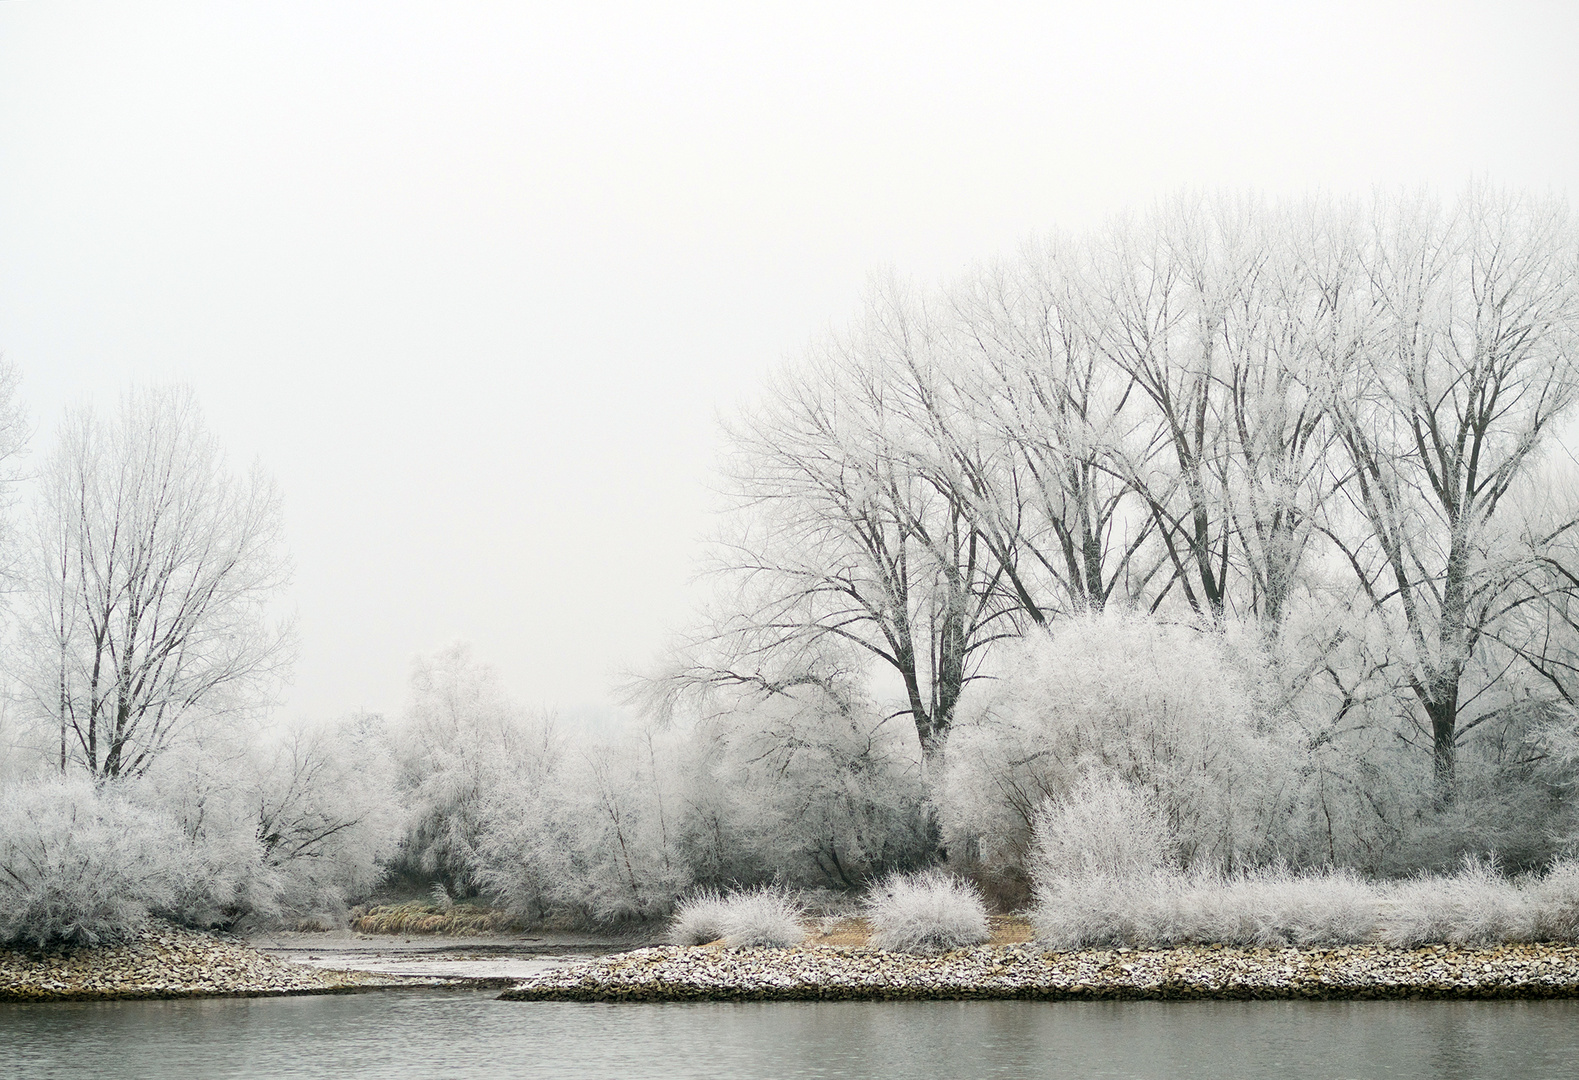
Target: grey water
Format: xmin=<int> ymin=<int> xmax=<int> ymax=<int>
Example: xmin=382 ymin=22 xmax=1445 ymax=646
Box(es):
xmin=4 ymin=990 xmax=1578 ymax=1079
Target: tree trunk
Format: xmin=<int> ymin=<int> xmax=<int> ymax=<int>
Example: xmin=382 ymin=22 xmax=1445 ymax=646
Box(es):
xmin=1420 ymin=687 xmax=1459 ymax=805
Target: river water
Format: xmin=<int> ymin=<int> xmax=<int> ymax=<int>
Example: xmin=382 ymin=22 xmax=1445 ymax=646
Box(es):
xmin=4 ymin=990 xmax=1578 ymax=1079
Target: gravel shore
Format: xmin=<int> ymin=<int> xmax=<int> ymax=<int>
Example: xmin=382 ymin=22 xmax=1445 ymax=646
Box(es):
xmin=500 ymin=942 xmax=1579 ymax=1002
xmin=0 ymin=926 xmax=465 ymax=1002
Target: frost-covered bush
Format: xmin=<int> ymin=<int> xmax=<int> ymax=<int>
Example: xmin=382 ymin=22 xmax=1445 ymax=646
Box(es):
xmin=1380 ymin=857 xmax=1536 ymax=946
xmin=391 ymin=646 xmax=560 ymax=897
xmin=1029 ymin=852 xmax=1579 ymax=950
xmin=0 ymin=774 xmax=183 ymax=946
xmin=1028 ymin=774 xmax=1380 ymax=948
xmin=1029 ymin=776 xmax=1176 ymax=882
xmin=1529 ymin=861 xmax=1579 ymax=941
xmin=669 ymin=888 xmax=735 ymax=944
xmin=941 ymin=613 xmax=1292 ymax=878
xmin=1375 ymin=858 xmax=1579 ymax=945
xmin=864 ymin=869 xmax=989 ymax=953
xmin=673 ymin=678 xmax=933 ymax=892
xmin=668 ymin=885 xmax=805 ymax=947
xmin=1032 ymin=867 xmax=1381 ymax=949
xmin=138 ymin=713 xmax=404 ymax=928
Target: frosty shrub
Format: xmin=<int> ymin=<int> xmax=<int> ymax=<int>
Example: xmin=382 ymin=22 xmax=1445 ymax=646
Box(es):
xmin=670 ymin=885 xmax=805 ymax=947
xmin=941 ymin=613 xmax=1290 ymax=878
xmin=668 ymin=888 xmax=735 ymax=945
xmin=1029 ymin=778 xmax=1384 ymax=948
xmin=0 ymin=774 xmax=183 ymax=946
xmin=1377 ymin=858 xmax=1579 ymax=945
xmin=1028 ymin=859 xmax=1579 ymax=950
xmin=1202 ymin=869 xmax=1382 ymax=947
xmin=1380 ymin=857 xmax=1536 ymax=946
xmin=1032 ymin=868 xmax=1381 ymax=949
xmin=673 ymin=677 xmax=933 ymax=892
xmin=864 ymin=869 xmax=990 ymax=953
xmin=1029 ymin=776 xmax=1176 ymax=882
xmin=1529 ymin=861 xmax=1579 ymax=941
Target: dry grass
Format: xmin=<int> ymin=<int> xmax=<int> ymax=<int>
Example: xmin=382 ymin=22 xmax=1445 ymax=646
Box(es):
xmin=806 ymin=914 xmax=1032 ymax=947
xmin=349 ymin=901 xmax=525 ymax=936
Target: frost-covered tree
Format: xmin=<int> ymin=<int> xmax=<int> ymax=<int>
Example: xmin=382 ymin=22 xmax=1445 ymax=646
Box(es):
xmin=18 ymin=386 xmax=293 ymax=779
xmin=0 ymin=357 xmax=29 ymax=591
xmin=674 ymin=675 xmax=933 ymax=890
xmin=939 ymin=611 xmax=1294 ymax=875
xmin=937 ymin=238 xmax=1157 ymax=620
xmin=389 ymin=645 xmax=559 ymax=895
xmin=661 ymin=185 xmax=1579 ymax=826
xmin=1324 ymin=187 xmax=1579 ymax=795
xmin=663 ymin=287 xmax=1022 ymax=764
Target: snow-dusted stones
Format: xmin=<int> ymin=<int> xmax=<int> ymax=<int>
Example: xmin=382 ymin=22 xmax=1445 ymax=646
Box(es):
xmin=499 ymin=943 xmax=1579 ymax=1002
xmin=0 ymin=925 xmax=454 ymax=1002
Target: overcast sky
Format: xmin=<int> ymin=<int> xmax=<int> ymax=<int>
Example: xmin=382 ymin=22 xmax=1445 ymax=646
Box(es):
xmin=2 ymin=1 xmax=1576 ymax=729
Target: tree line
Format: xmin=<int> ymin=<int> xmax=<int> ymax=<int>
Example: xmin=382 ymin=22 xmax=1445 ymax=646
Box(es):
xmin=663 ymin=185 xmax=1579 ymax=803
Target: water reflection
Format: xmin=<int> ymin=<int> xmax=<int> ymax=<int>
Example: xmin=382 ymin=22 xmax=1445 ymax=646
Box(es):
xmin=3 ymin=991 xmax=1577 ymax=1079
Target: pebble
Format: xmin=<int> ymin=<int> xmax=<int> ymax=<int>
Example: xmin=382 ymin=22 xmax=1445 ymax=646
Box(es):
xmin=498 ymin=942 xmax=1579 ymax=1002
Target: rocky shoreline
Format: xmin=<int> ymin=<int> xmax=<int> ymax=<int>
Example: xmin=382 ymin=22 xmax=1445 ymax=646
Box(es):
xmin=16 ymin=925 xmax=1579 ymax=1005
xmin=499 ymin=942 xmax=1579 ymax=1002
xmin=0 ymin=926 xmax=470 ymax=1003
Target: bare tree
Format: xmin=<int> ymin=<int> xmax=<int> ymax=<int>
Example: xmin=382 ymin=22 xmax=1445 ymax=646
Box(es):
xmin=1325 ymin=187 xmax=1579 ymax=795
xmin=666 ymin=287 xmax=1021 ymax=764
xmin=1079 ymin=196 xmax=1340 ymax=627
xmin=20 ymin=386 xmax=294 ymax=780
xmin=940 ymin=237 xmax=1159 ymax=619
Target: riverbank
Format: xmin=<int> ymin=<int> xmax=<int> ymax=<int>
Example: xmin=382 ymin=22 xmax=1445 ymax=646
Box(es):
xmin=500 ymin=941 xmax=1579 ymax=1002
xmin=0 ymin=925 xmax=470 ymax=1002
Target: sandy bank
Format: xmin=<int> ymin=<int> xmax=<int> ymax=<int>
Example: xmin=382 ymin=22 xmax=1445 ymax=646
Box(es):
xmin=500 ymin=942 xmax=1579 ymax=1002
xmin=252 ymin=927 xmax=640 ymax=983
xmin=0 ymin=925 xmax=468 ymax=1003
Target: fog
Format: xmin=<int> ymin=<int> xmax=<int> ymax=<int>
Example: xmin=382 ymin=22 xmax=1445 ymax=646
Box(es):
xmin=1 ymin=0 xmax=1575 ymax=726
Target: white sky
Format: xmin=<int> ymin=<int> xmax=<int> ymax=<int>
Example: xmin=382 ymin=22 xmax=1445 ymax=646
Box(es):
xmin=2 ymin=1 xmax=1576 ymax=729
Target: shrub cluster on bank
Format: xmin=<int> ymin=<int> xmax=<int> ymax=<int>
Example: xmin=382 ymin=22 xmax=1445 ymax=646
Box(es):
xmin=667 ymin=872 xmax=989 ymax=954
xmin=1024 ymin=774 xmax=1579 ymax=949
xmin=10 ymin=618 xmax=1579 ymax=950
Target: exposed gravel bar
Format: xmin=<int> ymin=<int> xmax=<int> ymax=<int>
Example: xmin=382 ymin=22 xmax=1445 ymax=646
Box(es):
xmin=500 ymin=942 xmax=1579 ymax=1002
xmin=1 ymin=925 xmax=465 ymax=1002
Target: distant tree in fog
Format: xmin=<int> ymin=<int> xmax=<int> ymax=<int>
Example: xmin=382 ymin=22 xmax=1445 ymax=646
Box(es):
xmin=0 ymin=358 xmax=28 ymax=585
xmin=18 ymin=386 xmax=293 ymax=779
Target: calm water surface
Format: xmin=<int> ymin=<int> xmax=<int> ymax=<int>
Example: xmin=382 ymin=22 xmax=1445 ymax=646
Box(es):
xmin=4 ymin=990 xmax=1577 ymax=1079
